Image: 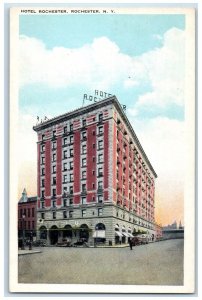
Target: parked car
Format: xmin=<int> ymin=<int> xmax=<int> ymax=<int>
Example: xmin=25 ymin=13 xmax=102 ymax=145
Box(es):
xmin=73 ymin=238 xmax=88 ymax=247
xmin=32 ymin=239 xmax=47 ymax=247
xmin=138 ymin=234 xmax=149 ymax=244
xmin=56 ymin=238 xmax=72 ymax=247
xmin=131 ymin=236 xmax=142 ymax=246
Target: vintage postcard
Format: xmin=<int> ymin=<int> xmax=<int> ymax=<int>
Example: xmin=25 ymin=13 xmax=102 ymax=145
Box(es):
xmin=9 ymin=5 xmax=195 ymax=294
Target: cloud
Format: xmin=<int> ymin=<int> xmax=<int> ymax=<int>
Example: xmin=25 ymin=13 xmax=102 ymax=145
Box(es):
xmin=128 ymin=27 xmax=185 ymax=115
xmin=19 ymin=35 xmax=133 ymax=90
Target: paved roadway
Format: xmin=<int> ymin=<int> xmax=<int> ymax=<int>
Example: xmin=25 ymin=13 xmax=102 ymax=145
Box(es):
xmin=18 ymin=239 xmax=184 ymax=285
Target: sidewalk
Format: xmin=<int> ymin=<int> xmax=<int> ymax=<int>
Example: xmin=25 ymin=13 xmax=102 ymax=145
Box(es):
xmin=18 ymin=249 xmax=42 ymax=255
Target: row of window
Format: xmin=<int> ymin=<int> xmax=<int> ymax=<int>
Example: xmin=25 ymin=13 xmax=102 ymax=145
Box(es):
xmin=18 ymin=220 xmax=35 ymax=229
xmin=41 ymin=121 xmax=104 ymax=144
xmin=41 ymin=152 xmax=104 ymax=165
xmin=41 ymin=195 xmax=104 ymax=206
xmin=19 ymin=208 xmax=35 ymax=218
xmin=40 ymin=207 xmax=103 ymax=220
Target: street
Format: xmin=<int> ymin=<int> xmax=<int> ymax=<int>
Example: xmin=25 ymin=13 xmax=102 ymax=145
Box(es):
xmin=18 ymin=239 xmax=184 ymax=285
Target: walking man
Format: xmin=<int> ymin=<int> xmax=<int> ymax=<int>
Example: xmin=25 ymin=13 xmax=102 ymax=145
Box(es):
xmin=129 ymin=237 xmax=133 ymax=250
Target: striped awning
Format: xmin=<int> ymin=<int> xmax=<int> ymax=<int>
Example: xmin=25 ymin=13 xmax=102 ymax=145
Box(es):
xmin=115 ymin=231 xmax=123 ymax=237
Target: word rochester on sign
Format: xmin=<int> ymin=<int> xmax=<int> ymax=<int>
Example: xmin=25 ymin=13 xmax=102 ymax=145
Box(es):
xmin=83 ymin=90 xmax=126 ymax=111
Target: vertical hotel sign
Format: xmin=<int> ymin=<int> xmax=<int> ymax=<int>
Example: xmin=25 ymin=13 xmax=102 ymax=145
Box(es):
xmin=83 ymin=90 xmax=126 ymax=111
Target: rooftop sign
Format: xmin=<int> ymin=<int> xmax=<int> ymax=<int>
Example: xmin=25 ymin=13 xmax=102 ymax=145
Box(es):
xmin=83 ymin=90 xmax=126 ymax=112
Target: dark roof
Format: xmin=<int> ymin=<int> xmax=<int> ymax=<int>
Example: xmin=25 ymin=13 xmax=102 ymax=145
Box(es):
xmin=33 ymin=96 xmax=157 ymax=178
xmin=18 ymin=196 xmax=37 ymax=204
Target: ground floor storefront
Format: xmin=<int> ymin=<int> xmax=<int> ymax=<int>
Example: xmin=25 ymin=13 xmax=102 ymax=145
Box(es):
xmin=36 ymin=216 xmax=156 ymax=246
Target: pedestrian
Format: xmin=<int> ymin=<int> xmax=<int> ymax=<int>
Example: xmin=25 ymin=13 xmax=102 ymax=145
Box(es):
xmin=129 ymin=238 xmax=133 ymax=250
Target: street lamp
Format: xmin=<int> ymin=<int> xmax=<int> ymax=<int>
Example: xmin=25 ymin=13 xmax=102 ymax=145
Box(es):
xmin=21 ymin=214 xmax=26 ymax=250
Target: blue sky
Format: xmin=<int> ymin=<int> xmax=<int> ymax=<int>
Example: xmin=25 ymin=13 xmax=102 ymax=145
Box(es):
xmin=19 ymin=13 xmax=185 ymax=121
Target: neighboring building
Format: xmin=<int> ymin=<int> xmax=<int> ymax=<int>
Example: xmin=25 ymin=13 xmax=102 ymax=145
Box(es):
xmin=18 ymin=188 xmax=37 ymax=238
xmin=33 ymin=96 xmax=157 ymax=245
xmin=155 ymin=223 xmax=163 ymax=240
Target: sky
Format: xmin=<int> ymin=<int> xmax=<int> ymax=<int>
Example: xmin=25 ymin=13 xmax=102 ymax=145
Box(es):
xmin=17 ymin=12 xmax=186 ymax=226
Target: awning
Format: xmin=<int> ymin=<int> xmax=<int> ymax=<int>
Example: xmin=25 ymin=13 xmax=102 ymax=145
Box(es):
xmin=92 ymin=230 xmax=105 ymax=238
xmin=128 ymin=232 xmax=134 ymax=238
xmin=115 ymin=231 xmax=123 ymax=237
xmin=122 ymin=232 xmax=129 ymax=237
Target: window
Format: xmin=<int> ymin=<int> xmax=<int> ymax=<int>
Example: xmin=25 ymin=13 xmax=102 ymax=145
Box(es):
xmin=64 ymin=126 xmax=67 ymax=133
xmin=41 ymin=168 xmax=45 ymax=175
xmin=82 ymin=170 xmax=86 ymax=179
xmin=98 ymin=126 xmax=103 ymax=134
xmin=53 ymin=130 xmax=56 ymax=138
xmin=41 ymin=144 xmax=45 ymax=152
xmin=98 ymin=181 xmax=103 ymax=189
xmin=81 ymin=197 xmax=86 ymax=204
xmin=41 ymin=212 xmax=45 ymax=219
xmin=69 ymin=186 xmax=73 ymax=194
xmin=70 ymin=174 xmax=74 ymax=182
xmin=52 ymin=200 xmax=56 ymax=207
xmin=98 ymin=195 xmax=103 ymax=203
xmin=63 ymin=211 xmax=67 ymax=219
xmin=82 ymin=184 xmax=86 ymax=192
xmin=52 ymin=177 xmax=56 ymax=185
xmin=70 ymin=148 xmax=73 ymax=157
xmin=70 ymin=135 xmax=74 ymax=143
xmin=32 ymin=208 xmax=35 ymax=217
xmin=41 ymin=201 xmax=45 ymax=209
xmin=99 ymin=113 xmax=103 ymax=121
xmin=82 ymin=158 xmax=86 ymax=167
xmin=82 ymin=119 xmax=86 ymax=127
xmin=52 ymin=165 xmax=56 ymax=173
xmin=41 ymin=157 xmax=45 ymax=164
xmin=98 ymin=140 xmax=103 ymax=149
xmin=82 ymin=144 xmax=87 ymax=154
xmin=52 ymin=141 xmax=56 ymax=150
xmin=63 ymin=137 xmax=67 ymax=145
xmin=92 ymin=170 xmax=95 ymax=175
xmin=52 ymin=189 xmax=56 ymax=197
xmin=82 ymin=209 xmax=86 ymax=217
xmin=41 ymin=179 xmax=45 ymax=187
xmin=98 ymin=168 xmax=103 ymax=177
xmin=93 ymin=157 xmax=95 ymax=162
xmin=92 ymin=130 xmax=95 ymax=136
xmin=63 ymin=199 xmax=67 ymax=207
xmin=93 ymin=143 xmax=95 ymax=148
xmin=98 ymin=154 xmax=103 ymax=163
xmin=69 ymin=161 xmax=73 ymax=170
xmin=92 ymin=183 xmax=95 ymax=189
xmin=69 ymin=210 xmax=73 ymax=218
xmin=82 ymin=131 xmax=87 ymax=139
xmin=32 ymin=221 xmax=35 ymax=229
xmin=70 ymin=124 xmax=73 ymax=132
xmin=28 ymin=208 xmax=30 ymax=217
xmin=63 ymin=175 xmax=67 ymax=183
xmin=98 ymin=208 xmax=103 ymax=216
xmin=42 ymin=134 xmax=45 ymax=141
xmin=53 ymin=212 xmax=56 ymax=219
xmin=41 ymin=190 xmax=45 ymax=198
xmin=63 ymin=150 xmax=67 ymax=159
xmin=52 ymin=153 xmax=56 ymax=162
xmin=69 ymin=198 xmax=73 ymax=205
xmin=63 ymin=162 xmax=67 ymax=171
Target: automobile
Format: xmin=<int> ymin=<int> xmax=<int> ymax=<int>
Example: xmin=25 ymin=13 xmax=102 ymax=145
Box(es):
xmin=131 ymin=236 xmax=142 ymax=246
xmin=32 ymin=239 xmax=47 ymax=247
xmin=56 ymin=238 xmax=72 ymax=247
xmin=73 ymin=238 xmax=88 ymax=247
xmin=137 ymin=235 xmax=149 ymax=244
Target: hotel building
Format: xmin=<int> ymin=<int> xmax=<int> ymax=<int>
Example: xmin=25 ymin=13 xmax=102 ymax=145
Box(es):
xmin=33 ymin=96 xmax=157 ymax=245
